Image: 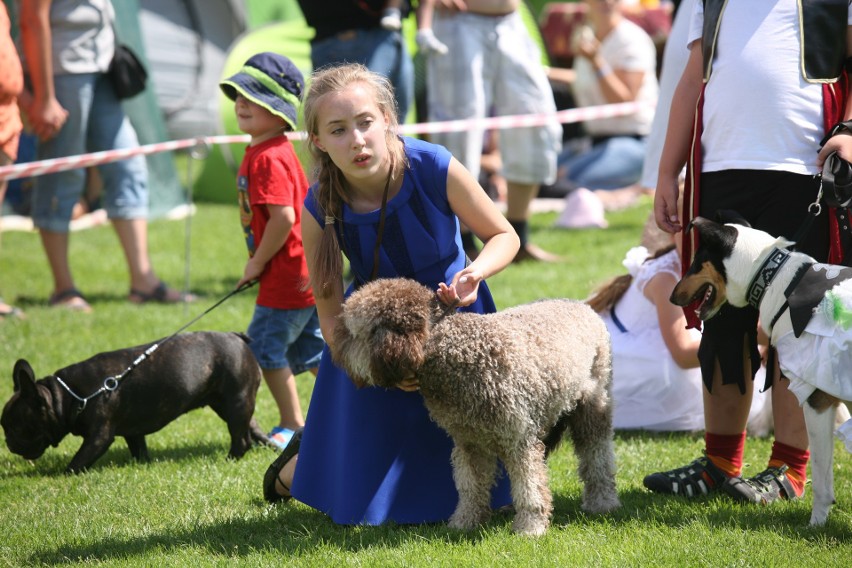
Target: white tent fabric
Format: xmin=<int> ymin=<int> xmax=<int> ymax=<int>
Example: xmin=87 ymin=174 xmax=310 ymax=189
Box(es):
xmin=139 ymin=0 xmax=247 ymax=139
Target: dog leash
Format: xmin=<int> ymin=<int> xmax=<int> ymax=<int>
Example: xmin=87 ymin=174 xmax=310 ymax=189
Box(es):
xmin=787 ymin=185 xmax=826 ymax=251
xmin=53 ymin=280 xmax=258 ymax=413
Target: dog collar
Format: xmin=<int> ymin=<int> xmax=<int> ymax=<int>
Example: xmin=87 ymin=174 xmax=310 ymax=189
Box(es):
xmin=746 ymin=248 xmax=791 ymax=310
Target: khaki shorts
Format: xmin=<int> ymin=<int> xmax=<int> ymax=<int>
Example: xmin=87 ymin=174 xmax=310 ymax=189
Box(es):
xmin=426 ymin=10 xmax=561 ymax=185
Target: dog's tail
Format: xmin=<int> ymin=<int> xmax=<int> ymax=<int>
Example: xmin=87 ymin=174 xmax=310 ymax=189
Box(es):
xmin=543 ymin=412 xmax=571 ymax=458
xmin=234 ymin=332 xmax=252 ymax=344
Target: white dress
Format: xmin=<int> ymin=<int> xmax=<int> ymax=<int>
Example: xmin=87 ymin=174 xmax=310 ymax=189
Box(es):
xmin=601 ymin=247 xmax=705 ymax=431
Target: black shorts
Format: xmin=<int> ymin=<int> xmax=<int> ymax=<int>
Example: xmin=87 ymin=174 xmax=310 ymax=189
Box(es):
xmin=697 ymin=169 xmax=828 ymax=393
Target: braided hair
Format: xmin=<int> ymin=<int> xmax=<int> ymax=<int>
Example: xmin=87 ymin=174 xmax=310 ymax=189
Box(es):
xmin=302 ymin=63 xmax=407 ymax=297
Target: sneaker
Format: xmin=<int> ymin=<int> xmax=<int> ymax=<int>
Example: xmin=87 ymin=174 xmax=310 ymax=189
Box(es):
xmin=267 ymin=426 xmax=295 ymax=450
xmin=722 ymin=465 xmax=800 ymax=504
xmin=380 ymin=8 xmax=402 ymax=30
xmin=643 ymin=455 xmax=730 ymax=498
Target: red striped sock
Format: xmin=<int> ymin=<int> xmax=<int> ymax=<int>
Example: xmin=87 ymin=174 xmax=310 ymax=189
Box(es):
xmin=705 ymin=431 xmax=746 ymax=478
xmin=768 ymin=441 xmax=809 ymax=497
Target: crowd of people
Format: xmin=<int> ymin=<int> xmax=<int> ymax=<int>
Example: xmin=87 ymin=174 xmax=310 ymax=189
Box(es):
xmin=3 ymin=0 xmax=852 ymax=529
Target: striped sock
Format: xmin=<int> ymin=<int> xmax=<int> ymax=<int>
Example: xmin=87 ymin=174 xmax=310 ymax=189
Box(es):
xmin=705 ymin=431 xmax=746 ymax=478
xmin=768 ymin=441 xmax=809 ymax=497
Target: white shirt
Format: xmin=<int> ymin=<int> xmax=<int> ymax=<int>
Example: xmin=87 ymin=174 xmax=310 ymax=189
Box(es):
xmin=689 ymin=0 xmax=852 ymax=175
xmin=573 ymin=18 xmax=659 ymax=137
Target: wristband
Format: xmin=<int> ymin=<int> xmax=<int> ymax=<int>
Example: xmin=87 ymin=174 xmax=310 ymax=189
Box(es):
xmin=595 ymin=63 xmax=613 ymax=79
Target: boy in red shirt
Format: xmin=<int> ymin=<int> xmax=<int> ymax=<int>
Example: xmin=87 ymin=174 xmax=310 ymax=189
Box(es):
xmin=220 ymin=53 xmax=322 ymax=449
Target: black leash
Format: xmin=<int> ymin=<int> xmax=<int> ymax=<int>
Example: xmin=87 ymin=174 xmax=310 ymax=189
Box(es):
xmin=789 ymin=184 xmax=824 ymax=251
xmin=54 ymin=280 xmax=258 ymax=413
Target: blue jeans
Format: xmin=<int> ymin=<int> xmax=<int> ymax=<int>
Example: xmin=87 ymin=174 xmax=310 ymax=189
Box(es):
xmin=558 ymin=136 xmax=647 ymax=191
xmin=247 ymin=305 xmax=324 ymax=374
xmin=32 ymin=73 xmax=148 ymax=232
xmin=310 ymin=28 xmax=413 ymax=122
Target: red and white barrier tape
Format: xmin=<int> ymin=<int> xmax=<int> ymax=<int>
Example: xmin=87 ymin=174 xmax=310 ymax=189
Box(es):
xmin=0 ymin=101 xmax=647 ymax=182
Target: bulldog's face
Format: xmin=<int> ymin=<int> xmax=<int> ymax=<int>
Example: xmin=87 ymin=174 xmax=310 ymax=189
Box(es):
xmin=1 ymin=360 xmax=56 ymax=460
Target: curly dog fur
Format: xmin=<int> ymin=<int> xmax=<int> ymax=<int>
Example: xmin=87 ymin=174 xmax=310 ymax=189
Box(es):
xmin=331 ymin=278 xmax=620 ymax=536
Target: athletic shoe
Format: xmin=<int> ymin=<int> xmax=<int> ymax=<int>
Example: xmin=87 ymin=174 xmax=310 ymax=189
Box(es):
xmin=722 ymin=465 xmax=801 ymax=504
xmin=643 ymin=455 xmax=730 ymax=498
xmin=267 ymin=426 xmax=295 ymax=450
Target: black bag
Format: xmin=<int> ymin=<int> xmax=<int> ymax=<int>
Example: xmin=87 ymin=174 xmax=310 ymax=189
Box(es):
xmin=821 ymin=151 xmax=852 ymax=209
xmin=107 ymin=44 xmax=148 ymax=99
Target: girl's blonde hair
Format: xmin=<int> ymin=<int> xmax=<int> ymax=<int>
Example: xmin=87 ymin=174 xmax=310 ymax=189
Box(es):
xmin=302 ymin=63 xmax=407 ymax=297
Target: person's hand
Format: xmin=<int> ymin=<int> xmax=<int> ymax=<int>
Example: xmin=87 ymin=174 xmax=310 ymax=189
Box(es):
xmin=437 ymin=268 xmax=482 ymax=308
xmin=397 ymin=374 xmax=420 ymax=392
xmin=654 ymin=176 xmax=682 ymax=234
xmin=26 ymin=96 xmax=68 ymax=141
xmin=416 ymin=29 xmax=449 ymax=55
xmin=435 ymin=0 xmax=467 ymax=11
xmin=818 ymin=130 xmax=852 ymax=168
xmin=574 ymin=26 xmax=599 ymax=61
xmin=237 ymin=258 xmax=264 ymax=289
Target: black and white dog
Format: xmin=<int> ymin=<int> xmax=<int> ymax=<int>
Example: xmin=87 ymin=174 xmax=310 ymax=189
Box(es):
xmin=671 ymin=216 xmax=852 ymax=526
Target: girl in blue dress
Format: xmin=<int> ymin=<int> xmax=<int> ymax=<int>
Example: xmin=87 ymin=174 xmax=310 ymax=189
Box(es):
xmin=262 ymin=63 xmax=520 ymax=525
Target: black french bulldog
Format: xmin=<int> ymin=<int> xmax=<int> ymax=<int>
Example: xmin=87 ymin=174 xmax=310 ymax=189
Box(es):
xmin=1 ymin=331 xmax=269 ymax=473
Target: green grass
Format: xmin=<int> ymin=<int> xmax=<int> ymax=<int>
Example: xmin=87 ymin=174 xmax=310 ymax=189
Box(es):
xmin=1 ymin=198 xmax=851 ymax=567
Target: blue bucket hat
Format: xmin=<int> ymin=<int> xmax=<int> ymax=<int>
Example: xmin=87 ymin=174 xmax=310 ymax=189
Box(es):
xmin=220 ymin=52 xmax=304 ymax=131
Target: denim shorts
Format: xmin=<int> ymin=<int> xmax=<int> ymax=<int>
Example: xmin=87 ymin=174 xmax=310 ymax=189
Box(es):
xmin=31 ymin=73 xmax=148 ymax=232
xmin=247 ymin=305 xmax=324 ymax=374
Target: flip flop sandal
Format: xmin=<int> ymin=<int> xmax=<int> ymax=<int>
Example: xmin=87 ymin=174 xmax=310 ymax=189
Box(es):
xmin=48 ymin=288 xmax=92 ymax=313
xmin=263 ymin=427 xmax=303 ymax=504
xmin=129 ymin=281 xmax=195 ymax=304
xmin=0 ymin=303 xmax=25 ymax=320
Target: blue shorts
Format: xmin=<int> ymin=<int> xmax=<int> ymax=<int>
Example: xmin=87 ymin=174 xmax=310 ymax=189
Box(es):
xmin=247 ymin=305 xmax=324 ymax=374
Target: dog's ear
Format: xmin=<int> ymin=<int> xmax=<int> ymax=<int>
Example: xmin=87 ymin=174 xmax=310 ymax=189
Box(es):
xmin=12 ymin=359 xmax=38 ymax=398
xmin=714 ymin=209 xmax=751 ymax=227
xmin=329 ymin=318 xmax=352 ymax=367
xmin=329 ymin=318 xmax=370 ymax=389
xmin=370 ymin=326 xmax=426 ymax=388
xmin=686 ymin=216 xmax=711 ymax=234
xmin=690 ymin=216 xmax=739 ymax=253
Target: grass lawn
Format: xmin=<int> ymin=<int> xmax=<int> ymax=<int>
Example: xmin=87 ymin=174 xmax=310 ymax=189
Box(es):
xmin=1 ymin=198 xmax=850 ymax=566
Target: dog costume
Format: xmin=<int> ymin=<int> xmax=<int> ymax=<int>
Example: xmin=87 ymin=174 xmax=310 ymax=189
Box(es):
xmin=749 ymin=247 xmax=852 ymax=451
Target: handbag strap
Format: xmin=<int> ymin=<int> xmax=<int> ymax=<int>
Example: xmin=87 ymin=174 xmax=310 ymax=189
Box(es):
xmin=369 ymin=161 xmax=393 ymax=281
xmin=335 ymin=157 xmax=395 ymax=286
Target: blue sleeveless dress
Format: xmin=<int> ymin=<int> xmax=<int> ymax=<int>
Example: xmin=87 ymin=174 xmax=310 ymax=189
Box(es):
xmin=292 ymin=137 xmax=513 ymax=525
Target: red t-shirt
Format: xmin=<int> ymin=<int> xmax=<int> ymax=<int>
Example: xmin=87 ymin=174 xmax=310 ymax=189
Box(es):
xmin=237 ymin=136 xmax=315 ymax=309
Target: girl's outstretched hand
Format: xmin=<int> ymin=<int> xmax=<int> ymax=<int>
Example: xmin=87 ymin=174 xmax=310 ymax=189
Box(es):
xmin=437 ymin=269 xmax=482 ymax=307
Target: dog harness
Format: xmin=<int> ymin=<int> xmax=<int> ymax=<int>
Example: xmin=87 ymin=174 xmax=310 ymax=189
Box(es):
xmin=748 ymin=247 xmax=852 ymax=336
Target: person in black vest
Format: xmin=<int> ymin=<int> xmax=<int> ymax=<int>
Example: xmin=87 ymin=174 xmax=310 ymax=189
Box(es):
xmin=647 ymin=0 xmax=852 ymax=504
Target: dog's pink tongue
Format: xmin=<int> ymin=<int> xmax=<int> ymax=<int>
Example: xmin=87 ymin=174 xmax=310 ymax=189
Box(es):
xmin=683 ymin=298 xmax=703 ymax=330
